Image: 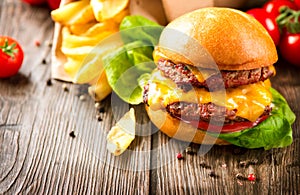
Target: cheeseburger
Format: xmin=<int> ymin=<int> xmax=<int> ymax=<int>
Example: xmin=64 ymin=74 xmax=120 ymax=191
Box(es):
xmin=143 ymin=8 xmax=295 ymax=149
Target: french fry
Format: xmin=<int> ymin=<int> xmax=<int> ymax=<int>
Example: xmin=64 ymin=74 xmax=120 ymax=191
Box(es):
xmin=91 ymin=0 xmax=129 ymax=21
xmin=68 ymin=4 xmax=97 ymax=25
xmin=64 ymin=58 xmax=85 ymax=78
xmin=106 ymin=108 xmax=135 ymax=156
xmin=88 ymin=71 xmax=112 ymax=101
xmin=62 ymin=27 xmax=115 ymax=48
xmin=69 ymin=22 xmax=97 ymax=35
xmin=82 ymin=22 xmax=119 ymax=37
xmin=101 ymin=0 xmax=129 ymax=20
xmin=51 ymin=0 xmax=91 ymax=25
xmin=52 ymin=0 xmax=130 ymax=101
xmin=61 ymin=46 xmax=94 ymax=61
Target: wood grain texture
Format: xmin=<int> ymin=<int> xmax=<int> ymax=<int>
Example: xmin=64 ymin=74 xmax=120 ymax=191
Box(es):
xmin=0 ymin=0 xmax=299 ymax=194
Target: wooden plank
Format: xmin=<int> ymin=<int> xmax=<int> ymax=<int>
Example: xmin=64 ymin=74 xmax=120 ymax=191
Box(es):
xmin=0 ymin=0 xmax=299 ymax=194
xmin=0 ymin=1 xmax=151 ymax=194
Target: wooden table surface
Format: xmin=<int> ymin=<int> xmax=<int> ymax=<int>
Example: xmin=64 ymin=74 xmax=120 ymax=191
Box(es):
xmin=0 ymin=1 xmax=299 ymax=194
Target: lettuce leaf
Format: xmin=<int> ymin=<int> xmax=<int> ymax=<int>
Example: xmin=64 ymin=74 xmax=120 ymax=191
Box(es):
xmin=210 ymin=88 xmax=296 ymax=150
xmin=103 ymin=41 xmax=156 ymax=104
xmin=103 ymin=16 xmax=163 ymax=104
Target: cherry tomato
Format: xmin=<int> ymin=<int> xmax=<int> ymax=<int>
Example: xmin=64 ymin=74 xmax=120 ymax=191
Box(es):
xmin=279 ymin=33 xmax=300 ymax=66
xmin=246 ymin=8 xmax=281 ymax=46
xmin=0 ymin=36 xmax=24 ymax=78
xmin=294 ymin=0 xmax=300 ymax=9
xmin=263 ymin=0 xmax=298 ymax=17
xmin=47 ymin=0 xmax=61 ymax=10
xmin=22 ymin=0 xmax=46 ymax=5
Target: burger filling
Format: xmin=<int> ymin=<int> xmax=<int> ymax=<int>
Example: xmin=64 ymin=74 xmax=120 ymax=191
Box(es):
xmin=143 ymin=68 xmax=273 ymax=133
xmin=157 ymin=59 xmax=275 ymax=91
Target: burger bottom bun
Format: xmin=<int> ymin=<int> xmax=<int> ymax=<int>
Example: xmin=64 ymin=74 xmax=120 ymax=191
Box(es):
xmin=145 ymin=105 xmax=230 ymax=145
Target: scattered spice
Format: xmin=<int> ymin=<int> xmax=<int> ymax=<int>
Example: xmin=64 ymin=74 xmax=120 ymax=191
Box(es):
xmin=96 ymin=113 xmax=102 ymax=121
xmin=46 ymin=78 xmax=52 ymax=86
xmin=247 ymin=173 xmax=256 ymax=181
xmin=208 ymin=170 xmax=216 ymax=177
xmin=62 ymin=84 xmax=69 ymax=92
xmin=35 ymin=40 xmax=41 ymax=47
xmin=79 ymin=94 xmax=86 ymax=101
xmin=248 ymin=159 xmax=259 ymax=166
xmin=45 ymin=40 xmax=52 ymax=47
xmin=221 ymin=163 xmax=227 ymax=168
xmin=176 ymin=153 xmax=184 ymax=160
xmin=239 ymin=161 xmax=247 ymax=167
xmin=42 ymin=58 xmax=47 ymax=64
xmin=185 ymin=146 xmax=195 ymax=155
xmin=69 ymin=131 xmax=76 ymax=138
xmin=200 ymin=160 xmax=206 ymax=168
xmin=235 ymin=173 xmax=245 ymax=180
xmin=205 ymin=165 xmax=212 ymax=169
xmin=95 ymin=102 xmax=101 ymax=109
xmin=99 ymin=106 xmax=105 ymax=113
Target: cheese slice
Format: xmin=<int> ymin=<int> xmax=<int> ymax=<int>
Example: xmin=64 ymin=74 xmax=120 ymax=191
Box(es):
xmin=147 ymin=70 xmax=272 ymax=122
xmin=186 ymin=65 xmax=219 ymax=83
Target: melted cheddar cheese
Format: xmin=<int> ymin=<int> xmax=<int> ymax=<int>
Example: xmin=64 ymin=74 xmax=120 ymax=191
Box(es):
xmin=147 ymin=69 xmax=272 ymax=122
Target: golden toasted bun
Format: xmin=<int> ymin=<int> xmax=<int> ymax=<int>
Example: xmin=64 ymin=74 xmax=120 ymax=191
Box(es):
xmin=145 ymin=105 xmax=230 ymax=145
xmin=155 ymin=7 xmax=278 ymax=70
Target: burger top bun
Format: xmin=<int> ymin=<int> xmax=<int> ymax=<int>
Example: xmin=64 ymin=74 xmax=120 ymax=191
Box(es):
xmin=155 ymin=7 xmax=278 ymax=70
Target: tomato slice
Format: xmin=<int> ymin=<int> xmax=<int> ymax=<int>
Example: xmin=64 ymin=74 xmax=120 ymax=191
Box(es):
xmin=180 ymin=115 xmax=268 ymax=133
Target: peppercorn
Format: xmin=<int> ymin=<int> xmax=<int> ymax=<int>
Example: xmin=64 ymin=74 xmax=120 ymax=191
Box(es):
xmin=46 ymin=78 xmax=52 ymax=86
xmin=247 ymin=173 xmax=256 ymax=181
xmin=42 ymin=58 xmax=47 ymax=64
xmin=99 ymin=106 xmax=105 ymax=113
xmin=248 ymin=159 xmax=259 ymax=165
xmin=208 ymin=170 xmax=216 ymax=177
xmin=62 ymin=84 xmax=69 ymax=92
xmin=239 ymin=161 xmax=247 ymax=167
xmin=95 ymin=102 xmax=101 ymax=109
xmin=79 ymin=95 xmax=86 ymax=101
xmin=69 ymin=131 xmax=76 ymax=138
xmin=176 ymin=153 xmax=184 ymax=160
xmin=35 ymin=40 xmax=41 ymax=47
xmin=96 ymin=113 xmax=102 ymax=121
xmin=235 ymin=173 xmax=245 ymax=180
xmin=200 ymin=160 xmax=206 ymax=168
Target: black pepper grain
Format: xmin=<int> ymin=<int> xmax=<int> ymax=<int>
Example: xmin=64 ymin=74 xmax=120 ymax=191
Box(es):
xmin=185 ymin=146 xmax=195 ymax=154
xmin=62 ymin=84 xmax=69 ymax=92
xmin=46 ymin=79 xmax=52 ymax=86
xmin=99 ymin=106 xmax=105 ymax=113
xmin=235 ymin=173 xmax=245 ymax=180
xmin=69 ymin=131 xmax=76 ymax=138
xmin=42 ymin=58 xmax=47 ymax=64
xmin=96 ymin=113 xmax=102 ymax=121
xmin=239 ymin=161 xmax=247 ymax=167
xmin=248 ymin=159 xmax=259 ymax=165
xmin=208 ymin=170 xmax=216 ymax=177
xmin=200 ymin=160 xmax=206 ymax=168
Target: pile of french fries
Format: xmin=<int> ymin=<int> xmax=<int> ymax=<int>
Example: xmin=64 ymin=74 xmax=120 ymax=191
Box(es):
xmin=51 ymin=0 xmax=130 ymax=101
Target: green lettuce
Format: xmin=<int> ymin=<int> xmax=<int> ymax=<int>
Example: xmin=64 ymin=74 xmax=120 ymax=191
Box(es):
xmin=210 ymin=88 xmax=296 ymax=150
xmin=103 ymin=16 xmax=163 ymax=104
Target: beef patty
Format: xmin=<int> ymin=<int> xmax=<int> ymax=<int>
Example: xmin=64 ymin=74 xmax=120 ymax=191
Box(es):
xmin=166 ymin=102 xmax=272 ymax=124
xmin=157 ymin=59 xmax=274 ymax=91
